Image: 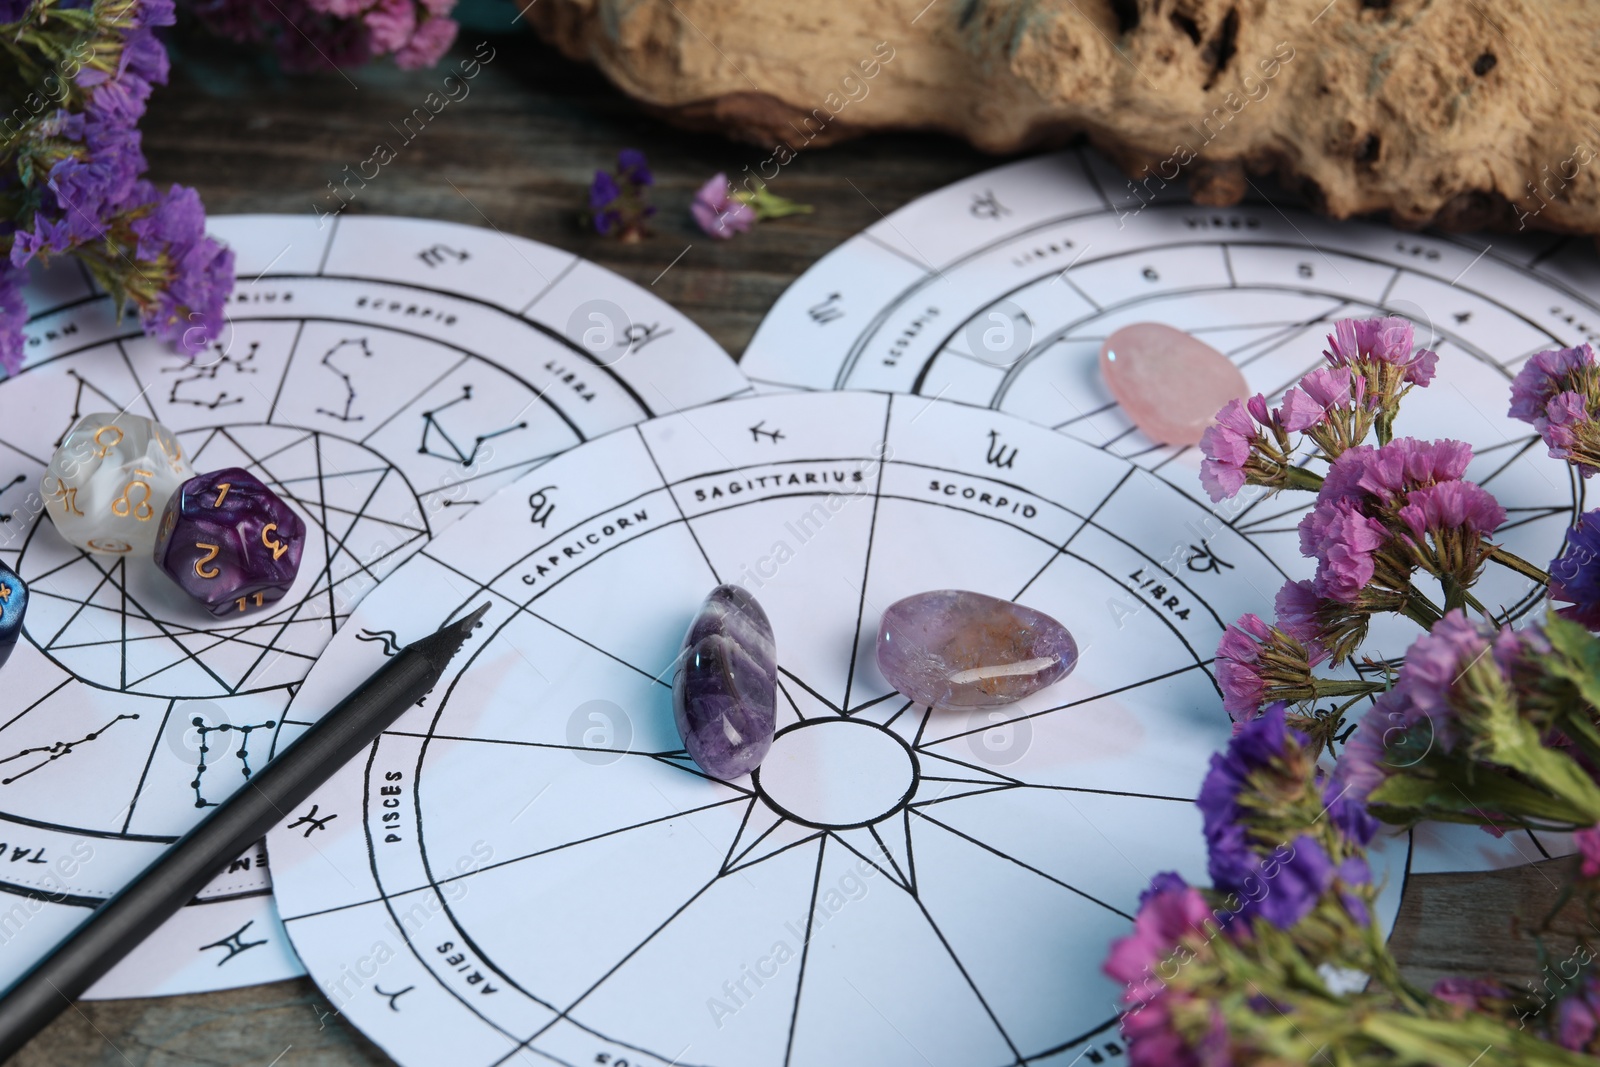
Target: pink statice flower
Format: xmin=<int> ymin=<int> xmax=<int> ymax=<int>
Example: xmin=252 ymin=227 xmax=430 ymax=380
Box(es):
xmin=394 ymin=14 xmax=457 ymax=69
xmin=1431 ymin=977 xmax=1514 ymax=1015
xmin=1298 ymin=497 xmax=1388 ymax=602
xmin=1396 ymin=480 xmax=1507 ymax=543
xmin=691 ymin=173 xmax=757 ymax=239
xmin=1297 ymin=365 xmax=1364 ymax=411
xmin=1574 ymin=825 xmax=1600 ymax=879
xmin=363 ymin=0 xmax=416 ymax=53
xmin=1105 ymin=872 xmax=1223 ymax=1067
xmin=1275 ymin=386 xmax=1326 ymax=433
xmin=1199 ymin=398 xmax=1256 ymax=501
xmin=1273 ymin=579 xmax=1326 ymax=648
xmin=1216 ymin=613 xmax=1327 ymax=720
xmin=1323 ymin=316 xmax=1438 ymax=386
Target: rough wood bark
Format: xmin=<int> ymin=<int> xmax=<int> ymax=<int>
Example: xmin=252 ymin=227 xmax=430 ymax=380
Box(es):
xmin=525 ymin=0 xmax=1600 ymax=236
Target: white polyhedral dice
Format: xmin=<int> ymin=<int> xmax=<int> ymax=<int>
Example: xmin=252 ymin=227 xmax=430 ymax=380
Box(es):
xmin=41 ymin=412 xmax=194 ymax=555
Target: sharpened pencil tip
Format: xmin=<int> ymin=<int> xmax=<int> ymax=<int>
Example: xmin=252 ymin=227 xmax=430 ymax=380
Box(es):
xmin=412 ymin=602 xmax=492 ymax=672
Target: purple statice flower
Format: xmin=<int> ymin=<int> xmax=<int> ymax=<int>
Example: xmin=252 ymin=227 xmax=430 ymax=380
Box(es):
xmin=1510 ymin=344 xmax=1594 ymax=423
xmin=692 ymin=173 xmax=757 ymax=239
xmin=617 ymin=148 xmax=653 ymax=187
xmin=1396 ymin=480 xmax=1507 ymax=543
xmin=1510 ymin=344 xmax=1600 ymax=477
xmin=1323 ymin=316 xmax=1438 ymax=386
xmin=394 ymin=15 xmax=457 ymax=69
xmin=0 ymin=0 xmax=30 ymax=22
xmin=1336 ymin=611 xmax=1494 ymax=801
xmin=586 ymin=150 xmax=655 ymax=240
xmin=1198 ymin=707 xmax=1371 ymax=929
xmin=0 ymin=266 xmax=25 ymax=376
xmin=1298 ymin=497 xmax=1388 ymax=602
xmin=1550 ymin=509 xmax=1600 ymax=629
xmin=1198 ymin=398 xmax=1255 ymax=501
xmin=1558 ymin=975 xmax=1600 ymax=1054
xmin=121 ymin=181 xmax=235 ymax=355
xmin=588 ymin=170 xmax=622 ymax=235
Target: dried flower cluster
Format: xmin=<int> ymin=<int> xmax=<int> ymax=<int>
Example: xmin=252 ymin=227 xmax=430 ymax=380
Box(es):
xmin=1105 ymin=319 xmax=1600 ymax=1065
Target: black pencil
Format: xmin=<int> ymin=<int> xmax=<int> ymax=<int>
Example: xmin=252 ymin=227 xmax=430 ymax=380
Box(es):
xmin=0 ymin=601 xmax=491 ymax=1060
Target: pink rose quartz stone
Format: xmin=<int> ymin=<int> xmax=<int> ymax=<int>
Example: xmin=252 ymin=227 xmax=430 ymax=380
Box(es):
xmin=1099 ymin=323 xmax=1250 ymax=446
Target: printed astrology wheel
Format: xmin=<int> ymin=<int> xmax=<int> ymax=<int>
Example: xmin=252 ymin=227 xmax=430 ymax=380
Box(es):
xmin=0 ymin=213 xmax=748 ymax=998
xmin=270 ymin=391 xmax=1409 ymax=1067
xmin=743 ymin=151 xmax=1592 ymax=871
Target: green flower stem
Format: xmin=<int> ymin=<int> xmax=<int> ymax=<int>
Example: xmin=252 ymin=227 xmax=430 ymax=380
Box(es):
xmin=1398 ymin=585 xmax=1446 ymax=629
xmin=1282 ymin=465 xmax=1326 ymax=492
xmin=1311 ymin=679 xmax=1387 ymax=699
xmin=1489 ymin=544 xmax=1553 ymax=586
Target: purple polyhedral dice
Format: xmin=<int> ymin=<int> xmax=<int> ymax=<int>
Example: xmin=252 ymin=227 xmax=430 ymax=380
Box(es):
xmin=153 ymin=468 xmax=306 ymax=618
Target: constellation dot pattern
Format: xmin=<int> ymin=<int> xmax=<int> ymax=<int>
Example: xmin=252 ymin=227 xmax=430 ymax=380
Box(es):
xmin=0 ymin=214 xmax=749 ymax=999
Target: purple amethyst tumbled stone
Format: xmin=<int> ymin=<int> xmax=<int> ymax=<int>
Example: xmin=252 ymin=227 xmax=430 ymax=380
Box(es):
xmin=672 ymin=584 xmax=777 ymax=780
xmin=877 ymin=590 xmax=1077 ymax=710
xmin=153 ymin=468 xmax=306 ymax=618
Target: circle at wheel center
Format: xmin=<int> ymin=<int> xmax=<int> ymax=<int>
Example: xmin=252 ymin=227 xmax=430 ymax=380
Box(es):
xmin=752 ymin=718 xmax=917 ymax=829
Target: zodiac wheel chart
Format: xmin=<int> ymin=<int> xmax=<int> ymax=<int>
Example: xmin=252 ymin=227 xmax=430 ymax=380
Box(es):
xmin=743 ymin=150 xmax=1591 ymax=874
xmin=0 ymin=214 xmax=749 ymax=997
xmin=271 ymin=391 xmax=1410 ymax=1067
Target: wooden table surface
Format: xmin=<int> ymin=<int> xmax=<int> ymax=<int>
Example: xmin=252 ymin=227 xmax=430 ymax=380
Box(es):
xmin=11 ymin=19 xmax=1588 ymax=1066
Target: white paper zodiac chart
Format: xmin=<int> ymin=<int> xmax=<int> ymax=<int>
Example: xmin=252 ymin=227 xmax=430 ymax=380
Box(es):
xmin=270 ymin=392 xmax=1407 ymax=1067
xmin=0 ymin=214 xmax=749 ymax=998
xmin=743 ymin=151 xmax=1591 ymax=871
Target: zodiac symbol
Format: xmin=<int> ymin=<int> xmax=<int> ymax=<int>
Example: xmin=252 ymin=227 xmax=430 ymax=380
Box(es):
xmin=807 ymin=292 xmax=844 ymax=324
xmin=287 ymin=804 xmax=337 ymax=837
xmin=199 ymin=921 xmax=268 ymax=966
xmin=112 ymin=470 xmax=156 ymax=521
xmin=92 ymin=425 xmax=123 ymax=457
xmin=749 ymin=421 xmax=785 ymax=444
xmin=527 ymin=485 xmax=556 ymax=528
xmin=375 ymin=985 xmax=415 ymax=1011
xmin=355 ymin=629 xmax=402 ymax=656
xmin=985 ymin=430 xmax=1017 ymax=469
xmin=86 ymin=538 xmax=132 ymax=553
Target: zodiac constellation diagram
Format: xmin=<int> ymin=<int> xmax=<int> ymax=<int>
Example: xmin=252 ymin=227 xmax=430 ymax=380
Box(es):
xmin=0 ymin=212 xmax=752 ymax=999
xmin=742 ymin=149 xmax=1593 ymax=873
xmin=270 ymin=392 xmax=1411 ymax=1067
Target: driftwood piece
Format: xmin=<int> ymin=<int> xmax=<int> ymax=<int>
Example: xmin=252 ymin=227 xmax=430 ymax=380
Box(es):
xmin=526 ymin=0 xmax=1600 ymax=236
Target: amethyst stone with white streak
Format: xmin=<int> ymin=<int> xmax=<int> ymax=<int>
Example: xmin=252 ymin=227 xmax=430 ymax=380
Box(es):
xmin=672 ymin=584 xmax=778 ymax=780
xmin=877 ymin=590 xmax=1078 ymax=710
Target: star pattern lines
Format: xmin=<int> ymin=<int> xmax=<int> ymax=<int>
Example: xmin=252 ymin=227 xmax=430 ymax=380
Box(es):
xmin=17 ymin=424 xmax=429 ymax=700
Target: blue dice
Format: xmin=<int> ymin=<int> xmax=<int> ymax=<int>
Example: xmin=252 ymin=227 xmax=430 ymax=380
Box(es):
xmin=0 ymin=560 xmax=26 ymax=671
